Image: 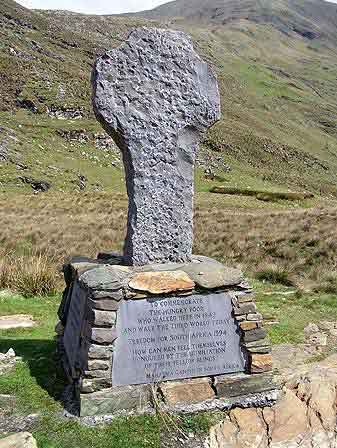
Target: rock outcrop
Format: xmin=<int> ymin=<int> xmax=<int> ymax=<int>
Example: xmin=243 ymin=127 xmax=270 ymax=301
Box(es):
xmin=206 ymin=354 xmax=337 ymax=448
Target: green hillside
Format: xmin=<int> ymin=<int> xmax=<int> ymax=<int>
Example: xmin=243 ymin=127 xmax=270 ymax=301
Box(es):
xmin=1 ymin=0 xmax=337 ymax=195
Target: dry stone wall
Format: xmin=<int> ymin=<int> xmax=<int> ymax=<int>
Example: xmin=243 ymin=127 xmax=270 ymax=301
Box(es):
xmin=57 ymin=254 xmax=275 ymax=417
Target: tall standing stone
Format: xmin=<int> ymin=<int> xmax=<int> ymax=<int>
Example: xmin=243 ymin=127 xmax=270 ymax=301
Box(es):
xmin=92 ymin=27 xmax=221 ymax=265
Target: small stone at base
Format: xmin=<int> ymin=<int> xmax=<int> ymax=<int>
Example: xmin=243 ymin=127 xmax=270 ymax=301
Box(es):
xmin=159 ymin=377 xmax=214 ymax=405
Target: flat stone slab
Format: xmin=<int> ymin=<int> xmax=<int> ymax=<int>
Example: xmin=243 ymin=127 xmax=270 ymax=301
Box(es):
xmin=112 ymin=292 xmax=245 ymax=385
xmin=128 ymin=271 xmax=195 ymax=294
xmin=0 ymin=315 xmax=35 ymax=330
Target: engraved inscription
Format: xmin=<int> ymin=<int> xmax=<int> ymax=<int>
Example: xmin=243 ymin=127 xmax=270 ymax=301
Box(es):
xmin=112 ymin=292 xmax=245 ymax=385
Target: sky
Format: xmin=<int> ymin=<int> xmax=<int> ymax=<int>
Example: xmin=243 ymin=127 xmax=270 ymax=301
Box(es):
xmin=16 ymin=0 xmax=337 ymax=15
xmin=16 ymin=0 xmax=171 ymax=14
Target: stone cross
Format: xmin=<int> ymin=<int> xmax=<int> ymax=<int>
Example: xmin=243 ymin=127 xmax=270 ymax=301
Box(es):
xmin=92 ymin=27 xmax=220 ymax=266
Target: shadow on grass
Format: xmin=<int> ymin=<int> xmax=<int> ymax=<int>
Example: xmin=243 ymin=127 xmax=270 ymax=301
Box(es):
xmin=0 ymin=338 xmax=65 ymax=403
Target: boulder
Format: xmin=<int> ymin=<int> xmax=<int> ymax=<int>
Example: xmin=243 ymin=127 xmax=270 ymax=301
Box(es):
xmin=206 ymin=354 xmax=337 ymax=448
xmin=0 ymin=432 xmax=37 ymax=448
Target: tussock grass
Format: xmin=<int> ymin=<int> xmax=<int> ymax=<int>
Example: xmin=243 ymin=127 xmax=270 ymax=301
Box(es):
xmin=0 ymin=251 xmax=57 ymax=297
xmin=254 ymin=263 xmax=295 ymax=286
xmin=0 ymin=192 xmax=336 ymax=292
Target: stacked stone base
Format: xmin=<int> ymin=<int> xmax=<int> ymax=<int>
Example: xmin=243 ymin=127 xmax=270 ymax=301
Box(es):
xmin=56 ymin=253 xmax=277 ymax=417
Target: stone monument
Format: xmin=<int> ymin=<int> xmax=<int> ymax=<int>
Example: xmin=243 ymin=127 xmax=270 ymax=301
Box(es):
xmin=56 ymin=28 xmax=276 ymax=417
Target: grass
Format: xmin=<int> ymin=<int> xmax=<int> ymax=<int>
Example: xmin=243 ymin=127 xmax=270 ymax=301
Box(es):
xmin=0 ymin=281 xmax=336 ymax=446
xmin=0 ymin=293 xmax=220 ymax=447
xmin=0 ymin=192 xmax=336 ymax=292
xmin=1 ymin=2 xmax=337 ymax=197
xmin=253 ymin=282 xmax=337 ymax=344
xmin=0 ymin=252 xmax=57 ymax=297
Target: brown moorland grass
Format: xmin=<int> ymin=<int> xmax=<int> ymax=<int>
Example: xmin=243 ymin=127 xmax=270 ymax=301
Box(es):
xmin=0 ymin=192 xmax=336 ymax=291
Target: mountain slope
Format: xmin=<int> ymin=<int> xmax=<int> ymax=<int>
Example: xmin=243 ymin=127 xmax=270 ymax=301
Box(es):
xmin=0 ymin=0 xmax=337 ymax=196
xmin=137 ymin=0 xmax=337 ymax=42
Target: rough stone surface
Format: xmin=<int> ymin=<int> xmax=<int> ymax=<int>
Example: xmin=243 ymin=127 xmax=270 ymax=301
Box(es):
xmin=92 ymin=27 xmax=220 ymax=265
xmin=87 ymin=344 xmax=113 ymax=359
xmin=304 ymin=322 xmax=320 ymax=334
xmin=81 ymin=378 xmax=112 ymax=393
xmin=180 ymin=263 xmax=243 ymax=289
xmin=79 ymin=265 xmax=130 ymax=291
xmin=0 ymin=348 xmax=16 ymax=375
xmin=233 ymin=302 xmax=256 ymax=316
xmin=135 ymin=258 xmax=244 ymax=289
xmin=128 ymin=271 xmax=195 ymax=294
xmin=206 ymin=355 xmax=337 ymax=448
xmin=80 ymin=385 xmax=152 ymax=416
xmin=0 ymin=432 xmax=37 ymax=448
xmin=88 ymin=309 xmax=116 ymax=327
xmin=214 ymin=372 xmax=276 ymax=398
xmin=240 ymin=321 xmax=258 ymax=331
xmin=242 ymin=328 xmax=267 ymax=343
xmin=84 ymin=369 xmax=111 ymax=379
xmin=91 ymin=327 xmax=117 ymax=344
xmin=246 ymin=313 xmax=263 ymax=321
xmin=244 ymin=339 xmax=271 ymax=351
xmin=89 ymin=298 xmax=119 ymax=311
xmin=90 ymin=289 xmax=123 ymax=301
xmin=159 ymin=377 xmax=214 ymax=405
xmin=87 ymin=360 xmax=110 ymax=371
xmin=249 ymin=353 xmax=273 ymax=373
xmin=308 ymin=332 xmax=328 ymax=346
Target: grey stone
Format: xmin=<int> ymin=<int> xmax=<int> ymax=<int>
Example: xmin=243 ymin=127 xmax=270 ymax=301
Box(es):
xmin=245 ymin=345 xmax=271 ymax=354
xmin=242 ymin=328 xmax=267 ymax=343
xmin=91 ymin=327 xmax=117 ymax=344
xmin=304 ymin=323 xmax=319 ymax=335
xmin=88 ymin=309 xmax=116 ymax=327
xmin=0 ymin=349 xmax=16 ymax=376
xmin=243 ymin=339 xmax=271 ymax=350
xmin=88 ymin=344 xmax=113 ymax=359
xmin=81 ymin=378 xmax=112 ymax=393
xmin=191 ymin=255 xmax=222 ymax=265
xmin=246 ymin=313 xmax=263 ymax=321
xmin=91 ymin=289 xmax=123 ymax=301
xmin=308 ymin=332 xmax=327 ymax=346
xmin=87 ymin=360 xmax=110 ymax=371
xmin=84 ymin=369 xmax=111 ymax=379
xmin=79 ymin=265 xmax=130 ymax=291
xmin=236 ymin=293 xmax=256 ymax=303
xmin=318 ymin=321 xmax=336 ymax=331
xmin=136 ymin=258 xmax=243 ymax=289
xmin=80 ymin=384 xmax=152 ymax=416
xmin=92 ymin=27 xmax=220 ymax=265
xmin=112 ymin=292 xmax=245 ymax=386
xmin=233 ymin=302 xmax=257 ymax=316
xmin=88 ymin=298 xmax=120 ymax=311
xmin=214 ymin=372 xmax=276 ymax=398
xmin=180 ymin=263 xmax=243 ymax=289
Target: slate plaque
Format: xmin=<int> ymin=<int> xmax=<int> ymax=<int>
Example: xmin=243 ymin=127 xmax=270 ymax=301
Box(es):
xmin=64 ymin=282 xmax=87 ymax=371
xmin=112 ymin=292 xmax=245 ymax=385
